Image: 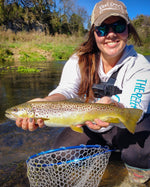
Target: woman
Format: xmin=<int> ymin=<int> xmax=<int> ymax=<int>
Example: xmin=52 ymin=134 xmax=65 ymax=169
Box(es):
xmin=16 ymin=0 xmax=150 ymax=184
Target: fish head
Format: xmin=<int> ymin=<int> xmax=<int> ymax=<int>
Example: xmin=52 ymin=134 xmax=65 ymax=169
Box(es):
xmin=5 ymin=102 xmax=34 ymax=121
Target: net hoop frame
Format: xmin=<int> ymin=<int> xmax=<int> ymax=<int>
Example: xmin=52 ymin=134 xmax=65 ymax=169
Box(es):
xmin=26 ymin=144 xmax=111 ymax=167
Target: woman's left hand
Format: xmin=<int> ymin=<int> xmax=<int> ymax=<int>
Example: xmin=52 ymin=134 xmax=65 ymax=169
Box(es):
xmin=85 ymin=119 xmax=109 ymax=130
xmin=81 ymin=96 xmax=124 ymax=130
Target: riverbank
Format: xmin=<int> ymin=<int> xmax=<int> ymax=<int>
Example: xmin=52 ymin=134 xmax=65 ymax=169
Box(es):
xmin=0 ymin=30 xmax=85 ymax=68
xmin=1 ymin=30 xmax=150 ymax=69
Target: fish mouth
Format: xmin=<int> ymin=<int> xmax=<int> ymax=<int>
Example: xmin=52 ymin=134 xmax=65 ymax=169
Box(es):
xmin=5 ymin=112 xmax=16 ymax=121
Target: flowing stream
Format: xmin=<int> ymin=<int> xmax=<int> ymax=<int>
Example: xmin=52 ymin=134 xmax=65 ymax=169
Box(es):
xmin=0 ymin=58 xmax=150 ymax=187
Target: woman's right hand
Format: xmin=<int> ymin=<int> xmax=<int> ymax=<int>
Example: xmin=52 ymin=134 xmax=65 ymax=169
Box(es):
xmin=15 ymin=97 xmax=47 ymax=131
xmin=15 ymin=94 xmax=67 ymax=131
xmin=16 ymin=118 xmax=44 ymax=131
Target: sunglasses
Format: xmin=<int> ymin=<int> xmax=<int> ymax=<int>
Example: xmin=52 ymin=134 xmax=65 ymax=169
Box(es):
xmin=95 ymin=20 xmax=127 ymax=37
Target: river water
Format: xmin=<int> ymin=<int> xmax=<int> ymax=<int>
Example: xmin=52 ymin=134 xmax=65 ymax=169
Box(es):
xmin=0 ymin=57 xmax=150 ymax=187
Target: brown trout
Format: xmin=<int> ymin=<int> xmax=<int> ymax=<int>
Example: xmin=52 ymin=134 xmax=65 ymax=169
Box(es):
xmin=5 ymin=101 xmax=143 ymax=133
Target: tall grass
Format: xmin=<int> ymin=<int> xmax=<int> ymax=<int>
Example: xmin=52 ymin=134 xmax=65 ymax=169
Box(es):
xmin=0 ymin=30 xmax=85 ymax=67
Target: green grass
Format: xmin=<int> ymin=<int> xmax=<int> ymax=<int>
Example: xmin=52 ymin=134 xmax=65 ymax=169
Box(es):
xmin=135 ymin=46 xmax=150 ymax=56
xmin=19 ymin=51 xmax=46 ymax=64
xmin=17 ymin=66 xmax=40 ymax=73
xmin=51 ymin=44 xmax=76 ymax=60
xmin=8 ymin=43 xmax=22 ymax=48
xmin=36 ymin=41 xmax=78 ymax=60
xmin=36 ymin=43 xmax=53 ymax=51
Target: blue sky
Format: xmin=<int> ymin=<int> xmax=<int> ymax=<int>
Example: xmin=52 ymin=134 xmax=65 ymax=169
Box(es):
xmin=77 ymin=0 xmax=150 ymax=20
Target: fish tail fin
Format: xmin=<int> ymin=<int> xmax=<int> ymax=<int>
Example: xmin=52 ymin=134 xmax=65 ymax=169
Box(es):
xmin=122 ymin=108 xmax=143 ymax=134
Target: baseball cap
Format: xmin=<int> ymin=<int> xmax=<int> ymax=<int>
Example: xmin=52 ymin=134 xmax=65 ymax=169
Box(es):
xmin=91 ymin=0 xmax=130 ymax=26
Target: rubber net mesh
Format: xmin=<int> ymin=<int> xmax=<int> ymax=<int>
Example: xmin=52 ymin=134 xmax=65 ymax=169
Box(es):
xmin=26 ymin=145 xmax=111 ymax=187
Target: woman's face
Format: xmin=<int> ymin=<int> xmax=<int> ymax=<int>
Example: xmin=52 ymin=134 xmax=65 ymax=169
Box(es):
xmin=94 ymin=16 xmax=128 ymax=61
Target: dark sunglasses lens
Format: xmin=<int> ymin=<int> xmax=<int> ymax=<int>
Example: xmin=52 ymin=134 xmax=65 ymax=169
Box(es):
xmin=114 ymin=22 xmax=126 ymax=33
xmin=95 ymin=21 xmax=126 ymax=36
xmin=96 ymin=26 xmax=108 ymax=36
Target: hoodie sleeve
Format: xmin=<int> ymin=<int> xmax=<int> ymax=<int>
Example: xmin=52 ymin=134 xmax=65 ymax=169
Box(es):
xmin=112 ymin=54 xmax=150 ymax=114
xmin=48 ymin=54 xmax=81 ymax=99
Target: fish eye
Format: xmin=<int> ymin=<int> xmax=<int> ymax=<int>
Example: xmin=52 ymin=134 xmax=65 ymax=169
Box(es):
xmin=13 ymin=108 xmax=18 ymax=112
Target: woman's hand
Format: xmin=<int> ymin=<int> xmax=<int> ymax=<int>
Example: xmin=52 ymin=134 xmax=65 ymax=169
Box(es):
xmin=15 ymin=94 xmax=67 ymax=131
xmin=16 ymin=118 xmax=44 ymax=131
xmin=97 ymin=96 xmax=124 ymax=108
xmin=83 ymin=96 xmax=124 ymax=130
xmin=15 ymin=98 xmax=46 ymax=131
xmin=85 ymin=119 xmax=109 ymax=130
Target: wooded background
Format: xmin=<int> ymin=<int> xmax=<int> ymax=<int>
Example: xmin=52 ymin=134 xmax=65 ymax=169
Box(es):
xmin=0 ymin=0 xmax=90 ymax=35
xmin=1 ymin=0 xmax=149 ymax=38
xmin=0 ymin=0 xmax=150 ymax=66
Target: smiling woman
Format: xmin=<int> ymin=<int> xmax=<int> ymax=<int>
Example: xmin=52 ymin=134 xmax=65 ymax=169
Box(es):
xmin=15 ymin=0 xmax=150 ymax=185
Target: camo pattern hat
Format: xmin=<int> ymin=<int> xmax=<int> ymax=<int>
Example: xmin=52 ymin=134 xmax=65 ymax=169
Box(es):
xmin=91 ymin=0 xmax=130 ymax=26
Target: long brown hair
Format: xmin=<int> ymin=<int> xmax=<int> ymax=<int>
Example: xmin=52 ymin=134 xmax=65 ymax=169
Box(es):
xmin=76 ymin=22 xmax=141 ymax=102
xmin=76 ymin=25 xmax=100 ymax=102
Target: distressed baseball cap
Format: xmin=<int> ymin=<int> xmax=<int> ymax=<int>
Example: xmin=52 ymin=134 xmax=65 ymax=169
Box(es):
xmin=91 ymin=0 xmax=130 ymax=26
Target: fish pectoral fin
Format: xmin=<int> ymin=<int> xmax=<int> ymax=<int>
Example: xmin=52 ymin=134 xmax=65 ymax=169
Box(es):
xmin=70 ymin=125 xmax=83 ymax=133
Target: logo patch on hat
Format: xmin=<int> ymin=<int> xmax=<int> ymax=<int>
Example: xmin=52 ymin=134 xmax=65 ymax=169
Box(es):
xmin=99 ymin=2 xmax=124 ymax=14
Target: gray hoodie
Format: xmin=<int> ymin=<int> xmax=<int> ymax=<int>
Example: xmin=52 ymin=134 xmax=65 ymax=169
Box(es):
xmin=49 ymin=45 xmax=150 ymax=132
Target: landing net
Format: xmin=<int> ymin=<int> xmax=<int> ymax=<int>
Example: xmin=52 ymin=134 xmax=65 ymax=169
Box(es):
xmin=26 ymin=144 xmax=111 ymax=187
